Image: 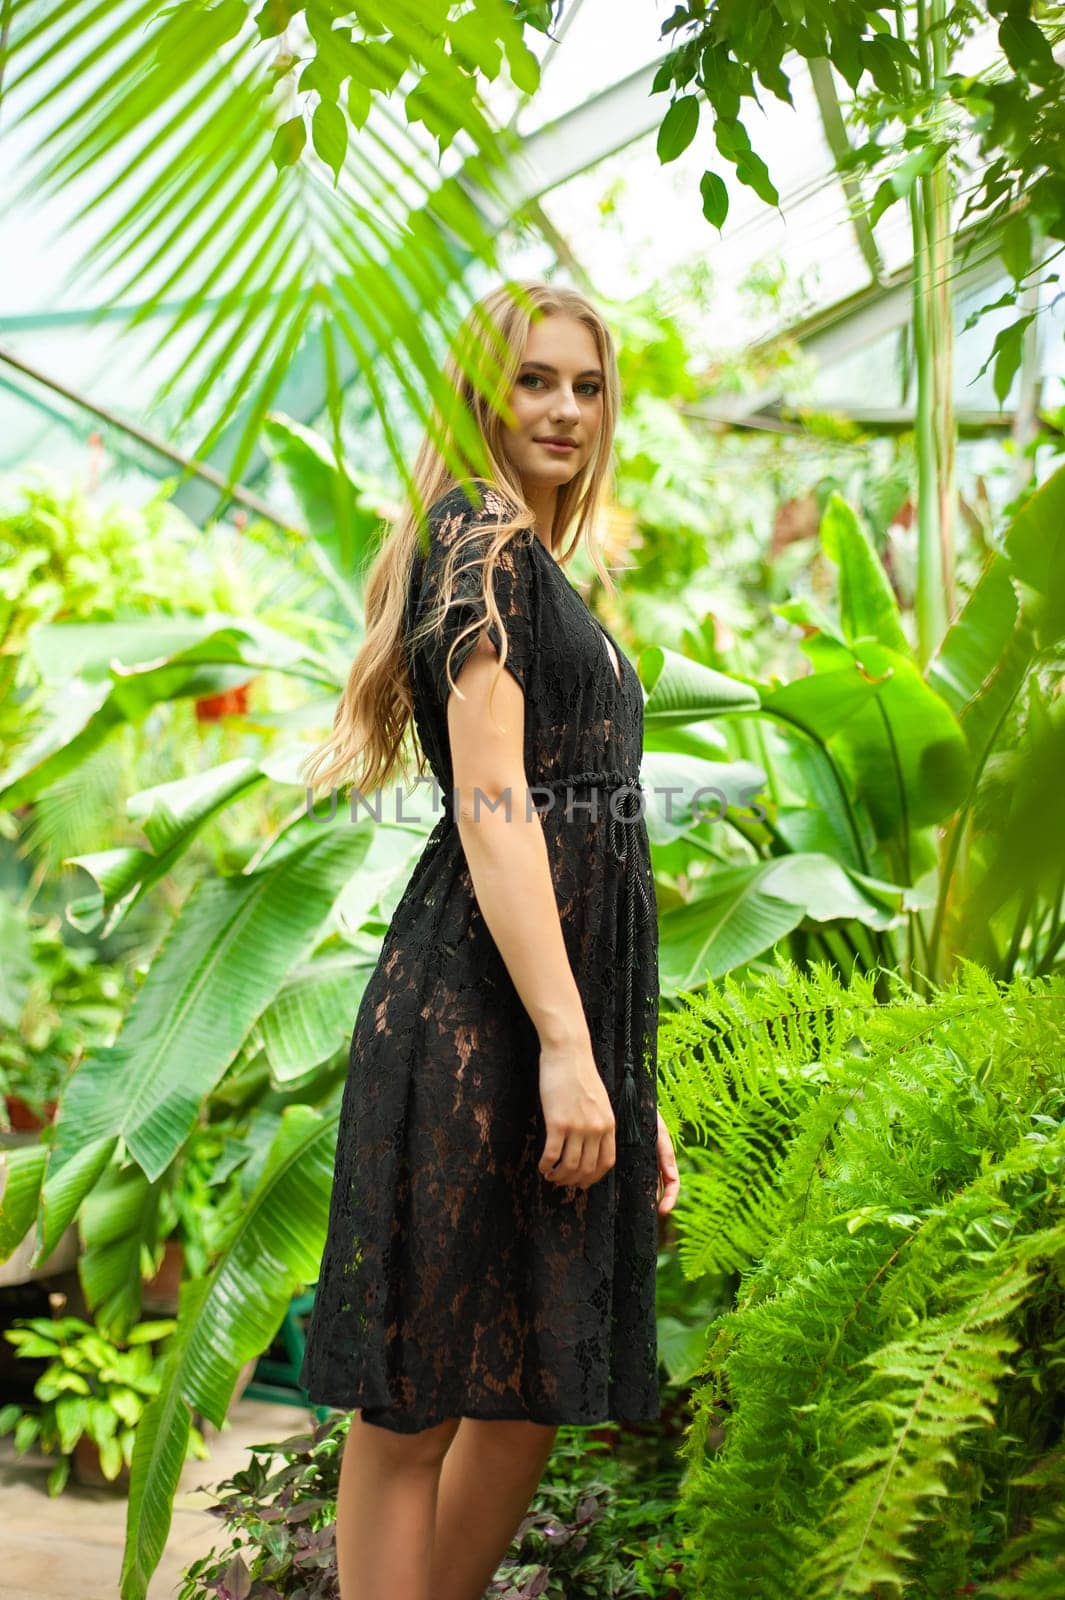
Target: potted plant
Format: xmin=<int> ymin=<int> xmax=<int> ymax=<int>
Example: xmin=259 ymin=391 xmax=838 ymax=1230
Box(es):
xmin=0 ymin=892 xmax=127 ymax=1135
xmin=0 ymin=1313 xmax=207 ymax=1494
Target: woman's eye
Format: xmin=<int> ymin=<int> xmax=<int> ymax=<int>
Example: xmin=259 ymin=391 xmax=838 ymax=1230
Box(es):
xmin=519 ymin=374 xmax=601 ymax=396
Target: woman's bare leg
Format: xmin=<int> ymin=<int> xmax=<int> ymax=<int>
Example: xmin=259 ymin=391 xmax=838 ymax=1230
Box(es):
xmin=335 ymin=1408 xmax=462 ymax=1600
xmin=428 ymin=1418 xmax=559 ymax=1600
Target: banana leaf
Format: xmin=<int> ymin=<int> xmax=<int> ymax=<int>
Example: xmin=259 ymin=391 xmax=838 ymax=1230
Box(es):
xmin=34 ymin=825 xmax=371 ymax=1262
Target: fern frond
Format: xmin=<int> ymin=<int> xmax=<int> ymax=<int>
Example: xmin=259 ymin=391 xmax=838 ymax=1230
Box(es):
xmin=986 ymin=1451 xmax=1065 ymax=1598
xmin=672 ymin=962 xmax=1065 ymax=1600
xmin=801 ymin=1259 xmax=1032 ymax=1598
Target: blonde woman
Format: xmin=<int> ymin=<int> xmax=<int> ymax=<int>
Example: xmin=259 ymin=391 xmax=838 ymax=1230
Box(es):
xmin=298 ymin=279 xmax=680 ymax=1600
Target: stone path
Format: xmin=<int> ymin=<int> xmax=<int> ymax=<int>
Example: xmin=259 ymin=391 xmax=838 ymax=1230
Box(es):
xmin=0 ymin=1396 xmax=316 ymax=1599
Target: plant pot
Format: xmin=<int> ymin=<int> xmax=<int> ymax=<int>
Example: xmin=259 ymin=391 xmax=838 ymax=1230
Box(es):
xmin=194 ymin=681 xmax=253 ymax=721
xmin=72 ymin=1433 xmax=131 ymax=1490
xmin=3 ymin=1092 xmax=58 ymax=1132
xmin=142 ymin=1237 xmax=185 ymax=1313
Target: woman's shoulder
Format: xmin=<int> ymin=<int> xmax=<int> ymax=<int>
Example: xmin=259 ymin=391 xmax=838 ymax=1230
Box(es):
xmin=427 ymin=480 xmax=527 ymax=543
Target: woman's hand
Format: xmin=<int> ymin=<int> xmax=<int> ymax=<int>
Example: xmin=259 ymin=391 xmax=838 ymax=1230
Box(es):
xmin=538 ymin=1036 xmax=616 ymax=1191
xmin=656 ymin=1109 xmax=680 ymax=1215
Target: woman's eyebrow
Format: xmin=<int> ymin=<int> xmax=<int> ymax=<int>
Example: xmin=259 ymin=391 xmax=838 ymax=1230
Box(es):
xmin=520 ymin=360 xmax=604 ymax=379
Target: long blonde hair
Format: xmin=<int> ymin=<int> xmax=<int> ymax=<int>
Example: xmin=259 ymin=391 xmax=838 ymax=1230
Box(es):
xmin=298 ymin=279 xmax=621 ymax=799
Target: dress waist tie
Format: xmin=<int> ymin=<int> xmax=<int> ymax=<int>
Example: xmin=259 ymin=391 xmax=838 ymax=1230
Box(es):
xmin=533 ymin=769 xmax=655 ymax=1145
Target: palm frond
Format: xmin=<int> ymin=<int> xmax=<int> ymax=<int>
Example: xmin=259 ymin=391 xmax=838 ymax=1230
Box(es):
xmin=4 ymin=0 xmax=544 ymax=508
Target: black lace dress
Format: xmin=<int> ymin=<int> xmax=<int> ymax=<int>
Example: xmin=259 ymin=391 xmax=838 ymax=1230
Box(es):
xmin=298 ymin=483 xmax=660 ymax=1433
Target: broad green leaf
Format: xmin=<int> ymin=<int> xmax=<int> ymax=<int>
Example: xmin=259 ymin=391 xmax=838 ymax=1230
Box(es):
xmin=700 ymin=169 xmax=728 ymax=228
xmin=999 ymin=211 xmax=1031 ymax=282
xmin=925 ymin=558 xmax=1019 ymax=723
xmin=847 ymin=867 xmax=935 ymax=913
xmin=657 ymin=95 xmax=700 ymax=162
xmin=802 ymin=637 xmax=971 ymax=833
xmin=1003 ymin=461 xmax=1065 ymax=644
xmin=987 ymin=315 xmax=1035 ymax=406
xmin=660 ymin=861 xmax=804 ymax=989
xmin=121 ymin=1105 xmax=339 ymax=1599
xmin=34 ymin=1133 xmax=119 ymax=1268
xmin=67 ymin=757 xmax=270 ymax=934
xmin=128 ymin=758 xmax=265 ymax=856
xmin=502 ymin=29 xmax=541 ymax=95
xmin=641 ymin=645 xmax=760 ymax=729
xmin=311 ymin=98 xmax=347 ymax=182
xmin=120 ymin=1278 xmax=199 ymax=1600
xmin=998 ymin=15 xmax=1059 ymax=82
xmin=657 ymin=1314 xmax=714 ymax=1385
xmin=269 ymin=115 xmax=306 ymax=170
xmin=261 ymin=412 xmax=379 ymax=602
xmin=77 ymin=1161 xmax=161 ymax=1343
xmin=963 ymin=698 xmax=1065 ymax=924
xmin=256 ymin=950 xmax=369 ymax=1082
xmin=759 ymin=666 xmax=886 ymax=743
xmin=38 ymin=826 xmax=371 ymax=1258
xmin=734 ymin=147 xmax=779 ymax=208
xmin=642 ymin=720 xmax=729 ymax=760
xmin=661 ymin=850 xmax=903 ymax=990
xmin=1 ymin=617 xmax=336 ymax=806
xmin=640 ymin=751 xmax=768 ymax=845
xmin=761 ymin=854 xmax=905 ymax=930
xmin=820 ymin=492 xmax=909 ymax=654
xmin=0 ymin=1143 xmax=48 ymax=1262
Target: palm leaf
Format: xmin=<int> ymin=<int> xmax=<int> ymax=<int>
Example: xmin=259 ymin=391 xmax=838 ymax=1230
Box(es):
xmin=4 ymin=0 xmax=545 ymax=507
xmin=119 ymin=1101 xmax=338 ymax=1600
xmin=34 ymin=823 xmax=371 ymax=1260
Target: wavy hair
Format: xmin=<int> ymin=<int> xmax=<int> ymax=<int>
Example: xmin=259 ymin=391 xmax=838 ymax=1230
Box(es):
xmin=298 ymin=278 xmax=621 ymax=798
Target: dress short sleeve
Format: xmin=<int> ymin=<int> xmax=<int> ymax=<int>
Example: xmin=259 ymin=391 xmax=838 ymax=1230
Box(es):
xmin=416 ymin=485 xmax=537 ymax=704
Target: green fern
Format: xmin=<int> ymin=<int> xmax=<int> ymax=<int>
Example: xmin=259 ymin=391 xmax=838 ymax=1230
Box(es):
xmin=663 ymin=962 xmax=1065 ymax=1600
xmin=986 ymin=1451 xmax=1065 ymax=1598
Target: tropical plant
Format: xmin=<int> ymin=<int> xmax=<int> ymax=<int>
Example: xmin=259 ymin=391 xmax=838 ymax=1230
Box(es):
xmin=0 ymin=464 xmax=345 ymax=888
xmin=0 ymin=296 xmax=1055 ymax=1596
xmin=658 ymin=959 xmax=1065 ymax=1599
xmin=0 ymin=887 xmax=129 ymax=1126
xmin=642 ymin=459 xmax=1065 ymax=988
xmin=0 ymin=0 xmax=564 ymax=511
xmin=0 ymin=431 xmax=1054 ymax=1592
xmin=650 ymin=0 xmax=1064 ymax=663
xmin=0 ymin=471 xmax=257 ymax=641
xmin=0 ymin=1313 xmax=204 ymax=1497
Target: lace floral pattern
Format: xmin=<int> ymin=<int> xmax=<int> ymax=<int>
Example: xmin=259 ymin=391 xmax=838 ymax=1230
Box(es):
xmin=299 ymin=483 xmax=660 ymax=1433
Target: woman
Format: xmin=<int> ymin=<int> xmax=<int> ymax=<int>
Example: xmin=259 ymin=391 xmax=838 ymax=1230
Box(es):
xmin=298 ymin=279 xmax=681 ymax=1600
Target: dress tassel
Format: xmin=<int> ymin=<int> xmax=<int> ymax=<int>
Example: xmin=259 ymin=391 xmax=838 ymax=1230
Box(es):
xmin=616 ymin=1055 xmax=642 ymax=1145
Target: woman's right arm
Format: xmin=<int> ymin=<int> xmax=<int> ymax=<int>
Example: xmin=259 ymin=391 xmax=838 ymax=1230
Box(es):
xmin=446 ymin=629 xmax=617 ymax=1192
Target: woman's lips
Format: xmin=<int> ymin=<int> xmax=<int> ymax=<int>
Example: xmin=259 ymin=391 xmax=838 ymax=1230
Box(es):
xmin=536 ymin=439 xmax=577 ymax=452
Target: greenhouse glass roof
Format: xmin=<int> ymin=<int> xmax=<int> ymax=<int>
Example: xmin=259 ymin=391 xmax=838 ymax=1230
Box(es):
xmin=1 ymin=0 xmax=1060 ymax=518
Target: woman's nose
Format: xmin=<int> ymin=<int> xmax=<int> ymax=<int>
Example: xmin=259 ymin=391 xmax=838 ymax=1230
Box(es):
xmin=550 ymin=393 xmax=581 ymax=419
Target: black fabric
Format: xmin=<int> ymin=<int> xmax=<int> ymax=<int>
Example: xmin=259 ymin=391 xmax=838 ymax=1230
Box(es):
xmin=298 ymin=482 xmax=660 ymax=1433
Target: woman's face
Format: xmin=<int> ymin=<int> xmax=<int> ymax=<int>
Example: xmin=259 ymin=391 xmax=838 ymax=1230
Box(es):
xmin=500 ymin=313 xmax=605 ymax=494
